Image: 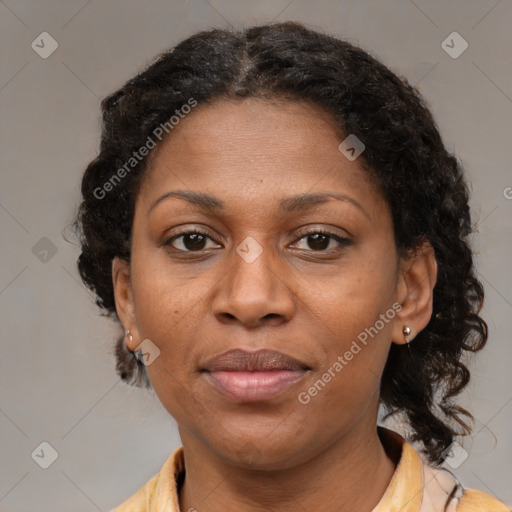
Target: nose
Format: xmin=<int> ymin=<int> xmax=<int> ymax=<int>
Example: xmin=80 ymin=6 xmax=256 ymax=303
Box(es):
xmin=211 ymin=240 xmax=296 ymax=328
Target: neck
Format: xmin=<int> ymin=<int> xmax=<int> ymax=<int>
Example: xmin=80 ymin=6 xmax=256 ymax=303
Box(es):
xmin=178 ymin=423 xmax=397 ymax=512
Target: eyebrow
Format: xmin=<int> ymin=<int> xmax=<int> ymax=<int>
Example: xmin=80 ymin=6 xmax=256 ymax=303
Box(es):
xmin=148 ymin=190 xmax=369 ymax=219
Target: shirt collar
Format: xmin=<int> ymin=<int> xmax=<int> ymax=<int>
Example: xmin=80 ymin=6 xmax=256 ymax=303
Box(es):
xmin=371 ymin=426 xmax=425 ymax=512
xmin=146 ymin=426 xmax=425 ymax=512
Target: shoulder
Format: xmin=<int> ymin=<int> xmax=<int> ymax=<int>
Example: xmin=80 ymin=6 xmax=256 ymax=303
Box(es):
xmin=422 ymin=460 xmax=509 ymax=512
xmin=457 ymin=489 xmax=510 ymax=512
xmin=421 ymin=457 xmax=509 ymax=512
xmin=109 ymin=472 xmax=158 ymax=512
xmin=109 ymin=446 xmax=184 ymax=512
xmin=378 ymin=427 xmax=510 ymax=512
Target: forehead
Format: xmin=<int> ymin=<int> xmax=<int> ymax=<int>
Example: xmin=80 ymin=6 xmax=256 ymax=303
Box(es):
xmin=147 ymin=97 xmax=346 ymax=171
xmin=138 ymin=98 xmax=383 ymax=217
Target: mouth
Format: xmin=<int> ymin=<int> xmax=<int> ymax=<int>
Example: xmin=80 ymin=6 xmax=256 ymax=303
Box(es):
xmin=201 ymin=349 xmax=310 ymax=402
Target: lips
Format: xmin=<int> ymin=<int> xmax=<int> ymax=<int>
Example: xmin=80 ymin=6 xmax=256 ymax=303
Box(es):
xmin=202 ymin=349 xmax=310 ymax=402
xmin=203 ymin=349 xmax=308 ymax=372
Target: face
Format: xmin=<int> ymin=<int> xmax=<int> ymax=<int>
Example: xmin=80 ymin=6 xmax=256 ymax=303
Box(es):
xmin=113 ymin=98 xmax=434 ymax=470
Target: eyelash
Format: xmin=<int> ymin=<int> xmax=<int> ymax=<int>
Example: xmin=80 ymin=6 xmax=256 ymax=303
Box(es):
xmin=163 ymin=228 xmax=351 ymax=254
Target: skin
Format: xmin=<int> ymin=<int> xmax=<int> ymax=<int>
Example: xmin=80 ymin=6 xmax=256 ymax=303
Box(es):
xmin=113 ymin=98 xmax=437 ymax=512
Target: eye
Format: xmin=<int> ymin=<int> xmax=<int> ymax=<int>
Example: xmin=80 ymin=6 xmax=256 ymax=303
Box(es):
xmin=163 ymin=229 xmax=221 ymax=252
xmin=291 ymin=229 xmax=352 ymax=252
xmin=163 ymin=228 xmax=351 ymax=254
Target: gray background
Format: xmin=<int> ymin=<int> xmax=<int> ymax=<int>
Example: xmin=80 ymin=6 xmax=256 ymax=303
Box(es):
xmin=0 ymin=1 xmax=511 ymax=510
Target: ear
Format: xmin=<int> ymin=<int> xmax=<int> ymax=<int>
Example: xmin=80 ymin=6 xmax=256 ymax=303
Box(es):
xmin=391 ymin=241 xmax=438 ymax=345
xmin=112 ymin=256 xmax=140 ymax=351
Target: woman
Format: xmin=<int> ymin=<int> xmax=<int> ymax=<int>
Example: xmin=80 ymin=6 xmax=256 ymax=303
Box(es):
xmin=73 ymin=22 xmax=509 ymax=512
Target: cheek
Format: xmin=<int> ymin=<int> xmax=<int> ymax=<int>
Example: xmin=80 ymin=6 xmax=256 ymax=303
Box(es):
xmin=129 ymin=255 xmax=200 ymax=377
xmin=298 ymin=308 xmax=393 ymax=420
xmin=306 ymin=249 xmax=397 ymax=337
xmin=131 ymin=245 xmax=204 ymax=334
xmin=301 ymin=253 xmax=396 ymax=394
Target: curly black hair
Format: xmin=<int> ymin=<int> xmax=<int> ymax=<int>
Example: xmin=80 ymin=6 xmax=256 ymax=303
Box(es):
xmin=73 ymin=21 xmax=487 ymax=465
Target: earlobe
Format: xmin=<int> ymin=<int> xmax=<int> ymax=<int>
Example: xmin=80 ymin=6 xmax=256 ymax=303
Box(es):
xmin=391 ymin=241 xmax=438 ymax=345
xmin=112 ymin=256 xmax=139 ymax=351
xmin=402 ymin=325 xmax=413 ymax=343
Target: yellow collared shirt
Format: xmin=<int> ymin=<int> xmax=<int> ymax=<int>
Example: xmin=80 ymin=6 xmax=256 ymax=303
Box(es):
xmin=111 ymin=427 xmax=509 ymax=512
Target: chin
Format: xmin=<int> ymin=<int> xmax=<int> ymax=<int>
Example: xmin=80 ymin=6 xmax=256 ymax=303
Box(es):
xmin=204 ymin=426 xmax=314 ymax=470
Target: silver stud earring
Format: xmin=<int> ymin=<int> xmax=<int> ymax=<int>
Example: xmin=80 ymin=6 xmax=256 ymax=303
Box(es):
xmin=403 ymin=326 xmax=412 ymax=343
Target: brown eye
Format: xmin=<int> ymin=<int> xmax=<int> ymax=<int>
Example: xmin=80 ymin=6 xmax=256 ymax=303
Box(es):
xmin=164 ymin=230 xmax=220 ymax=252
xmin=305 ymin=233 xmax=330 ymax=251
xmin=293 ymin=230 xmax=352 ymax=252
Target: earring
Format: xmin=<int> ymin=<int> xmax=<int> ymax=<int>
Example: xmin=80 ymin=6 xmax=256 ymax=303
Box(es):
xmin=125 ymin=330 xmax=133 ymax=350
xmin=403 ymin=326 xmax=412 ymax=343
